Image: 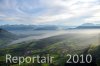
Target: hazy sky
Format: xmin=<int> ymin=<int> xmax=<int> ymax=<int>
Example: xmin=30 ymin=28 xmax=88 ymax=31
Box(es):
xmin=0 ymin=0 xmax=100 ymax=25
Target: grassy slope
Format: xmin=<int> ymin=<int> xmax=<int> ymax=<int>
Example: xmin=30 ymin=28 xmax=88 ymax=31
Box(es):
xmin=0 ymin=28 xmax=18 ymax=48
xmin=0 ymin=33 xmax=99 ymax=66
xmin=87 ymin=44 xmax=100 ymax=66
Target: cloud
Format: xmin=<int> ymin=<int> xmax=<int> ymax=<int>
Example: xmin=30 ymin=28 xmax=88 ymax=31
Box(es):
xmin=84 ymin=10 xmax=100 ymax=22
xmin=0 ymin=0 xmax=100 ymax=25
xmin=32 ymin=13 xmax=73 ymax=23
xmin=84 ymin=4 xmax=100 ymax=23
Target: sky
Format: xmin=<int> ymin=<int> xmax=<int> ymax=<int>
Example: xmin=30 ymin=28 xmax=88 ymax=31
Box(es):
xmin=0 ymin=0 xmax=100 ymax=26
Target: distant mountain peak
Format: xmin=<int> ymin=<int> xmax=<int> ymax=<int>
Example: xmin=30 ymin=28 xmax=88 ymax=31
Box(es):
xmin=81 ymin=23 xmax=95 ymax=26
xmin=76 ymin=23 xmax=100 ymax=29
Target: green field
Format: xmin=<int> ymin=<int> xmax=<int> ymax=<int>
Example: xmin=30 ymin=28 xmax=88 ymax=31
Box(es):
xmin=0 ymin=32 xmax=100 ymax=66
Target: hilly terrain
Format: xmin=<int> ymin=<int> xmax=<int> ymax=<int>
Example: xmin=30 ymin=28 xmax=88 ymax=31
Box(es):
xmin=0 ymin=32 xmax=100 ymax=66
xmin=87 ymin=44 xmax=100 ymax=66
xmin=0 ymin=28 xmax=18 ymax=48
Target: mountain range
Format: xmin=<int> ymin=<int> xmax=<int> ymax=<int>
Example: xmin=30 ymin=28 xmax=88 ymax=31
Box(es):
xmin=76 ymin=23 xmax=100 ymax=29
xmin=0 ymin=25 xmax=75 ymax=31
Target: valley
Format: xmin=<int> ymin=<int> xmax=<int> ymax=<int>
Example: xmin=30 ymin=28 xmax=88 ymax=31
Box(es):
xmin=0 ymin=29 xmax=100 ymax=66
